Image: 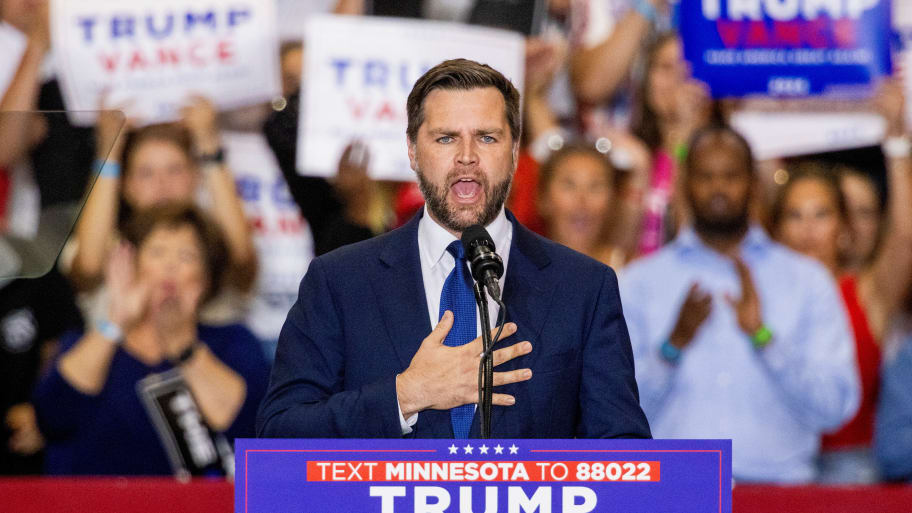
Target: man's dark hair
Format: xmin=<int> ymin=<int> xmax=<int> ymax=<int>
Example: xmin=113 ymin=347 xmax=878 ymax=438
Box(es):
xmin=406 ymin=58 xmax=521 ymax=144
xmin=122 ymin=202 xmax=229 ymax=303
xmin=684 ymin=123 xmax=756 ymax=179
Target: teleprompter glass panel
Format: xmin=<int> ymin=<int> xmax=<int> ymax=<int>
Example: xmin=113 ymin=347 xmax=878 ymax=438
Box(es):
xmin=0 ymin=110 xmax=124 ymax=280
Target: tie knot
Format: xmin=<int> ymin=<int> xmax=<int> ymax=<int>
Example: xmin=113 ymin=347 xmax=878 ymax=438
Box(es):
xmin=446 ymin=240 xmax=465 ymax=261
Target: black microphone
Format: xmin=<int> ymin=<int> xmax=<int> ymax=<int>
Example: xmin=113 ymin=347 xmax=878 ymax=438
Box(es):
xmin=461 ymin=224 xmax=504 ymax=301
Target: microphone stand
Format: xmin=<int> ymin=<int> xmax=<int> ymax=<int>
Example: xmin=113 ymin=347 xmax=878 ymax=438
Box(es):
xmin=473 ymin=282 xmax=494 ymax=439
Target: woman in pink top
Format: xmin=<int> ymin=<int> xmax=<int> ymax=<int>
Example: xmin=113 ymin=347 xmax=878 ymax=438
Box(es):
xmin=630 ymin=32 xmax=711 ymax=255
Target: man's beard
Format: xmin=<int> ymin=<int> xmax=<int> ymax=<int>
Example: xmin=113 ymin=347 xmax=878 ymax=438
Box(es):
xmin=692 ymin=204 xmax=750 ymax=239
xmin=416 ymin=167 xmax=512 ymax=233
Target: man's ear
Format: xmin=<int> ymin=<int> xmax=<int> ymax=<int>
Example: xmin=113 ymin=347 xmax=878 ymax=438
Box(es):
xmin=511 ymin=141 xmax=520 ymax=173
xmin=408 ymin=138 xmax=419 ymax=172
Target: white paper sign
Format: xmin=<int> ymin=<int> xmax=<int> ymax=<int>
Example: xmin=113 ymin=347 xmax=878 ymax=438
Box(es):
xmin=299 ymin=15 xmax=525 ymax=182
xmin=50 ymin=0 xmax=281 ymax=126
xmin=222 ymin=131 xmax=313 ymax=344
xmin=731 ymin=111 xmax=886 ymax=161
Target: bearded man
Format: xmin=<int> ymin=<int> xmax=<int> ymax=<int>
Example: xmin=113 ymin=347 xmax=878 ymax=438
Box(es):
xmin=257 ymin=59 xmax=651 ymax=439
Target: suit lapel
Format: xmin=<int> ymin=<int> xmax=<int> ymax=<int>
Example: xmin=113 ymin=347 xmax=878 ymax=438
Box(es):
xmin=370 ymin=210 xmax=452 ymax=437
xmin=370 ymin=211 xmax=432 ymax=372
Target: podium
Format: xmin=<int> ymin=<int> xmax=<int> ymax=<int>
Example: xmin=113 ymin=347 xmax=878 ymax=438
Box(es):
xmin=236 ymin=438 xmax=732 ymax=513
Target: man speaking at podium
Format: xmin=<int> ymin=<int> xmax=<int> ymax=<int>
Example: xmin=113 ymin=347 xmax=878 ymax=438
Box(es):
xmin=257 ymin=59 xmax=651 ymax=439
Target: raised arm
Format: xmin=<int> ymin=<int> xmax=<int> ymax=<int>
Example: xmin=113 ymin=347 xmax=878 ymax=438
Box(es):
xmin=180 ymin=96 xmax=258 ymax=292
xmin=68 ymin=107 xmax=128 ymax=291
xmin=0 ymin=1 xmax=49 ymax=167
xmin=860 ymin=80 xmax=912 ymax=340
xmin=569 ymin=0 xmax=665 ymax=105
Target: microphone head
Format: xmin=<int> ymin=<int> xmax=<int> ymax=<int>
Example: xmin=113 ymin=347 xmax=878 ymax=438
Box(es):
xmin=461 ymin=224 xmax=503 ymax=283
xmin=461 ymin=224 xmax=496 ymax=254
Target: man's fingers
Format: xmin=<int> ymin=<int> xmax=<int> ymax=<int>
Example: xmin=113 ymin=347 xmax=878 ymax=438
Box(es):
xmin=465 ymin=322 xmax=518 ymax=355
xmin=732 ymin=258 xmax=758 ymax=298
xmin=427 ymin=311 xmax=454 ymax=345
xmin=493 ymin=368 xmax=532 ymax=387
xmin=491 ymin=394 xmax=517 ymax=406
xmin=492 ymin=340 xmax=532 ymax=367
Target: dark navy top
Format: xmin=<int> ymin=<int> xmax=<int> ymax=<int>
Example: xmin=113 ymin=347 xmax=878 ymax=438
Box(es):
xmin=33 ymin=324 xmax=269 ymax=475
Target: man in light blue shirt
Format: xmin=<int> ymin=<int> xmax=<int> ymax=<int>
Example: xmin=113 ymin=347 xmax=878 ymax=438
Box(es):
xmin=620 ymin=125 xmax=859 ymax=483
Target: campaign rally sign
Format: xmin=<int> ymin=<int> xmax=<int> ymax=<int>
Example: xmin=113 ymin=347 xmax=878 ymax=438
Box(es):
xmin=731 ymin=109 xmax=886 ymax=159
xmin=237 ymin=438 xmax=732 ymax=513
xmin=680 ymin=0 xmax=892 ymax=98
xmin=299 ymin=15 xmax=524 ymax=181
xmin=222 ymin=131 xmax=314 ymax=347
xmin=50 ymin=0 xmax=281 ymax=126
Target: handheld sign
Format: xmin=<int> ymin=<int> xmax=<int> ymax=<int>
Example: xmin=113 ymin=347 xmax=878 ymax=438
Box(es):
xmin=680 ymin=0 xmax=892 ymax=98
xmin=298 ymin=15 xmax=524 ymax=181
xmin=50 ymin=0 xmax=281 ymax=126
xmin=237 ymin=438 xmax=732 ymax=513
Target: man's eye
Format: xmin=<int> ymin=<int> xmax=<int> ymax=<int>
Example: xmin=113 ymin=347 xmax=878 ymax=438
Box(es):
xmin=481 ymin=135 xmax=496 ymax=143
xmin=437 ymin=136 xmax=453 ymax=144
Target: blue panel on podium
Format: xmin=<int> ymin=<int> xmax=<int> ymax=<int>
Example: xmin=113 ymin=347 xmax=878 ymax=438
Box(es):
xmin=236 ymin=438 xmax=731 ymax=512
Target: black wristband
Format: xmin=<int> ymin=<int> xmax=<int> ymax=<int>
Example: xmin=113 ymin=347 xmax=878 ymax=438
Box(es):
xmin=197 ymin=147 xmax=225 ymax=165
xmin=172 ymin=341 xmax=202 ymax=366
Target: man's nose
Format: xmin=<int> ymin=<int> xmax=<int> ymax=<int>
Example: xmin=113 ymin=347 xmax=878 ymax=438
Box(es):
xmin=456 ymin=138 xmax=478 ymax=166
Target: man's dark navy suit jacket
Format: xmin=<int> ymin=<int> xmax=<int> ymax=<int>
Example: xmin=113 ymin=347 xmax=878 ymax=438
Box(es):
xmin=257 ymin=210 xmax=651 ymax=439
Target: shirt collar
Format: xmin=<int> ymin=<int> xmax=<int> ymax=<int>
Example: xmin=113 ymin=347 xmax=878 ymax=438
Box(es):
xmin=674 ymin=224 xmax=772 ymax=256
xmin=418 ymin=207 xmax=510 ymax=270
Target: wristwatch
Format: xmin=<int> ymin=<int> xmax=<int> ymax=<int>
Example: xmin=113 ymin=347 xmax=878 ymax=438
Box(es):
xmin=197 ymin=147 xmax=225 ymax=166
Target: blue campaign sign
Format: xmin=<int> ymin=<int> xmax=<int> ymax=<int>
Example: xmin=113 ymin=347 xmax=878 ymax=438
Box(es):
xmin=679 ymin=0 xmax=893 ymax=98
xmin=236 ymin=438 xmax=732 ymax=513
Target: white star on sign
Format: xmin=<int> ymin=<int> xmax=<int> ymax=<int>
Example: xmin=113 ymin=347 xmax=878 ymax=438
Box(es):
xmin=448 ymin=444 xmax=458 ymax=455
xmin=509 ymin=444 xmax=519 ymax=455
xmin=494 ymin=444 xmax=504 ymax=455
xmin=479 ymin=444 xmax=489 ymax=455
xmin=464 ymin=444 xmax=474 ymax=454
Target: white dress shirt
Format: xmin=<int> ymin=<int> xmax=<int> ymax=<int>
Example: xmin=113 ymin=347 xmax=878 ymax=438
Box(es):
xmin=398 ymin=208 xmax=513 ymax=434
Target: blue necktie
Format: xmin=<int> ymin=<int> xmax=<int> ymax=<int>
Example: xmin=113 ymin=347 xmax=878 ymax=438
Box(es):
xmin=439 ymin=241 xmax=476 ymax=438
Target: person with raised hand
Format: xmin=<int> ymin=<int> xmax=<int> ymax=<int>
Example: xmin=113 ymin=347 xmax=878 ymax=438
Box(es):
xmin=34 ymin=204 xmax=268 ymax=475
xmin=68 ymin=95 xmax=256 ymax=314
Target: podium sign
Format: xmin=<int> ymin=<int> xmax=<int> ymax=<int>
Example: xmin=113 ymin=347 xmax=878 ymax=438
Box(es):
xmin=236 ymin=438 xmax=731 ymax=513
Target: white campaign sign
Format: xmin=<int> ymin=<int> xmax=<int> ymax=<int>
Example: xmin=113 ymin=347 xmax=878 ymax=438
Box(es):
xmin=731 ymin=111 xmax=886 ymax=160
xmin=50 ymin=0 xmax=281 ymax=126
xmin=222 ymin=131 xmax=313 ymax=345
xmin=299 ymin=15 xmax=525 ymax=181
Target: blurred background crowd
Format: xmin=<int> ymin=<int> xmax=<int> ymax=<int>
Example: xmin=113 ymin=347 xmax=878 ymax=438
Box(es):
xmin=2 ymin=0 xmax=912 ymax=488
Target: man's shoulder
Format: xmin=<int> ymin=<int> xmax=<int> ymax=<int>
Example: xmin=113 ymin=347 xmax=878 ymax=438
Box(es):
xmin=619 ymin=245 xmax=678 ymax=282
xmin=760 ymin=239 xmax=834 ymax=285
xmin=311 ymin=224 xmax=408 ymax=272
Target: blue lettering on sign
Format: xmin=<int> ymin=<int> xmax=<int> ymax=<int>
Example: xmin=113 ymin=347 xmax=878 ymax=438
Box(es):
xmin=76 ymin=7 xmax=254 ymax=43
xmin=112 ymin=16 xmax=135 ymax=39
xmin=364 ymin=60 xmax=388 ymax=88
xmin=184 ymin=10 xmax=217 ymax=32
xmin=328 ymin=58 xmax=434 ymax=90
xmin=236 ymin=176 xmax=261 ymax=202
xmin=228 ymin=8 xmax=251 ymax=27
xmin=145 ymin=15 xmax=175 ymax=39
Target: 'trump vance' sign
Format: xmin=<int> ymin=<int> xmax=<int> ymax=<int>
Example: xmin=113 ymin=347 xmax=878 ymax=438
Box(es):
xmin=237 ymin=438 xmax=732 ymax=513
xmin=680 ymin=0 xmax=892 ymax=97
xmin=50 ymin=0 xmax=280 ymax=125
xmin=298 ymin=15 xmax=524 ymax=182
